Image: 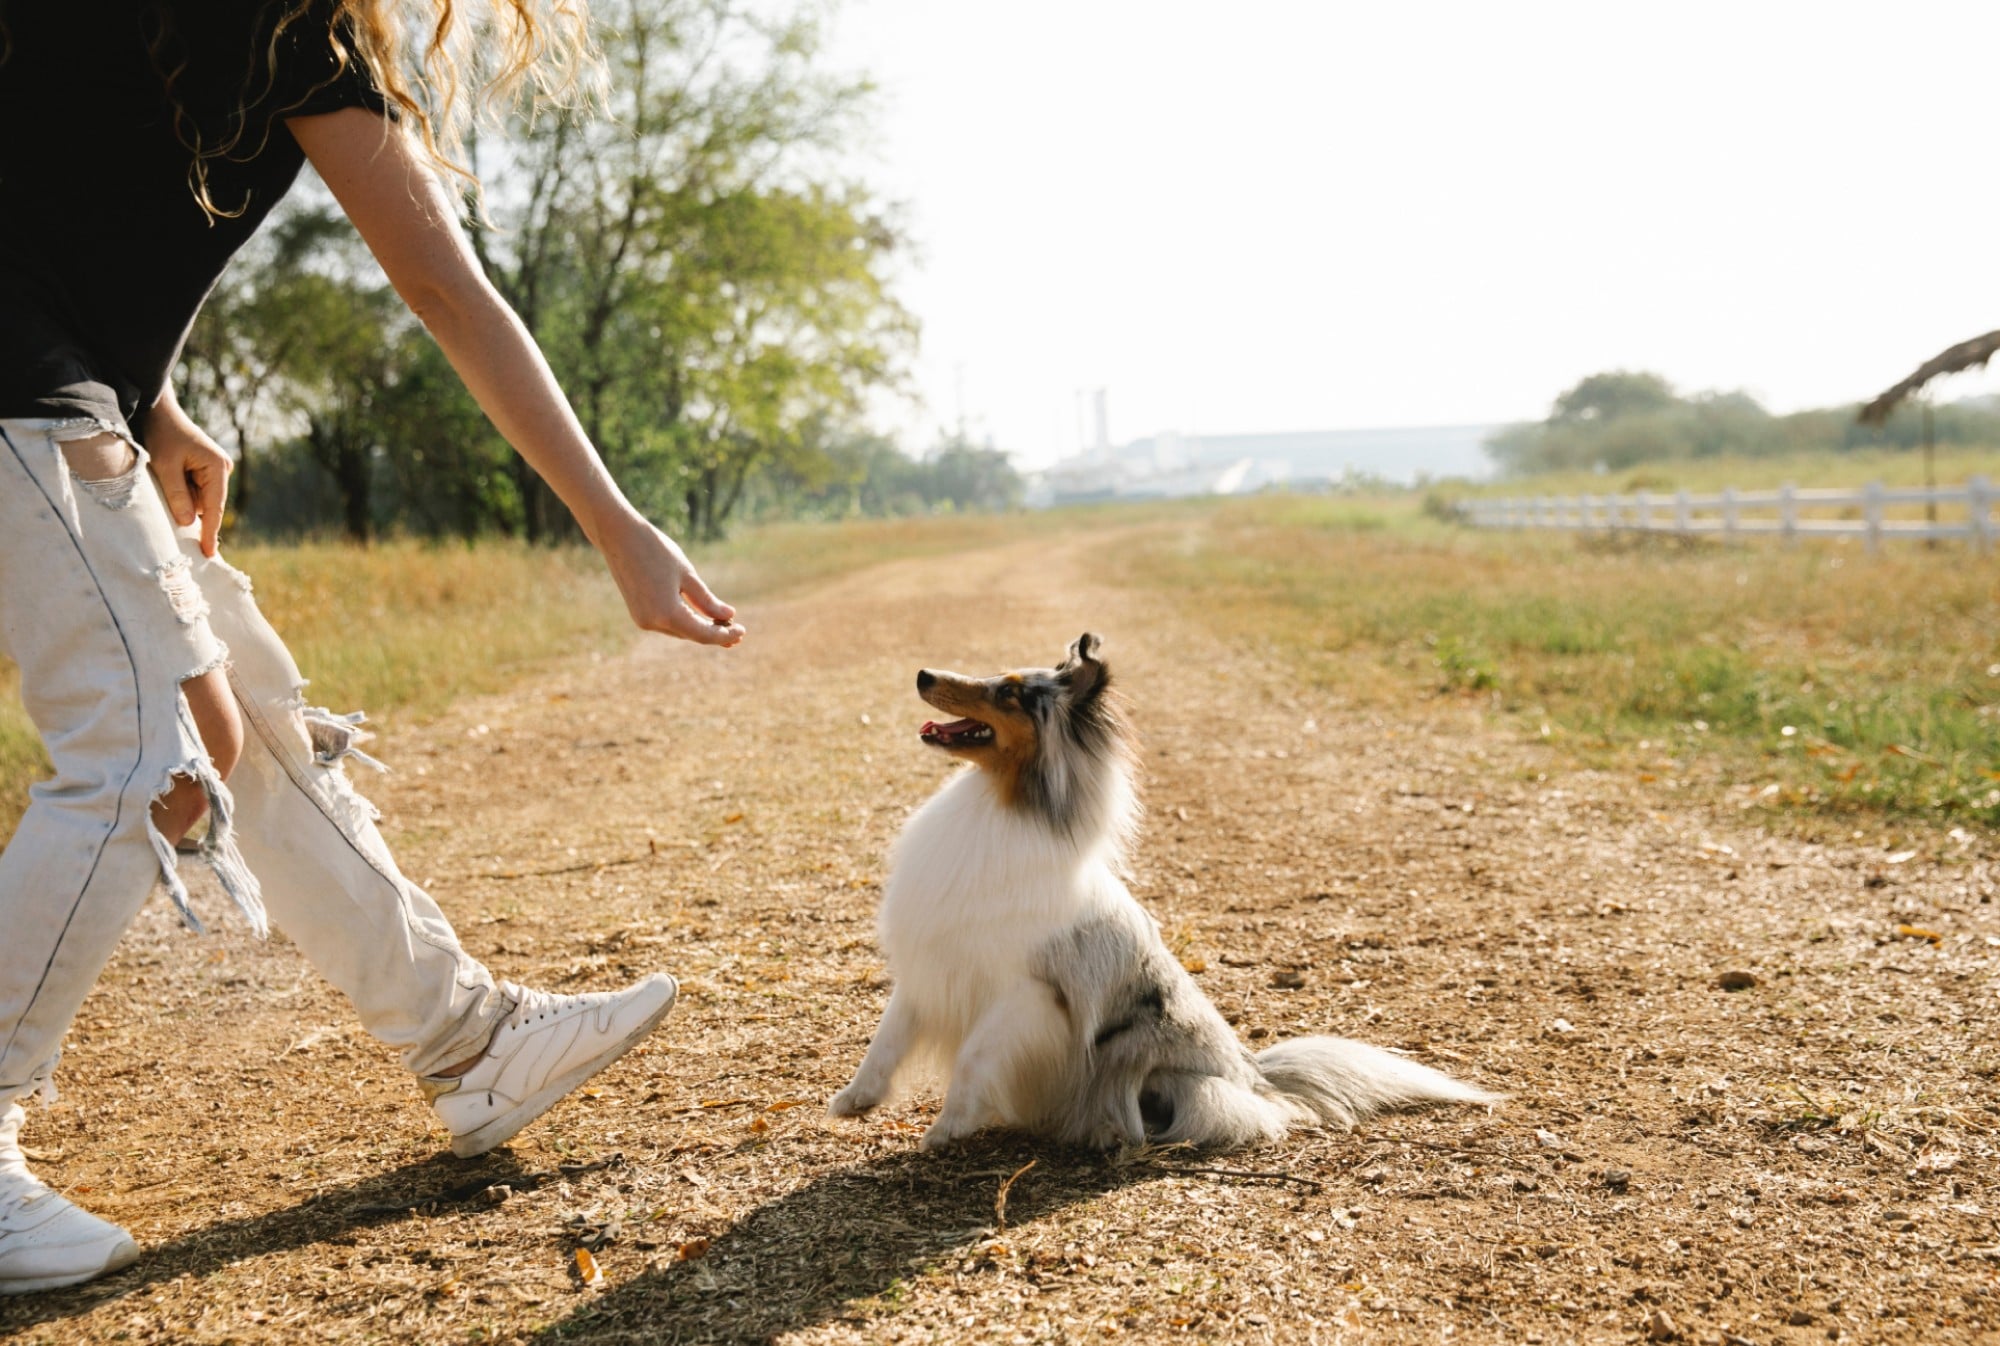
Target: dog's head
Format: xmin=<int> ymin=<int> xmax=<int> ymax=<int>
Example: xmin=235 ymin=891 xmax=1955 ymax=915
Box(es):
xmin=914 ymin=633 xmax=1123 ymax=798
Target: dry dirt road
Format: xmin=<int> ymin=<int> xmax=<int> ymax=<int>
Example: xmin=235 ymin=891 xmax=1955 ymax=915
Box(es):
xmin=2 ymin=523 xmax=1995 ymax=1345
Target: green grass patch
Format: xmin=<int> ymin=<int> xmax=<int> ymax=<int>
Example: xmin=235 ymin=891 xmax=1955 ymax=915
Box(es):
xmin=1111 ymin=492 xmax=2000 ymax=829
xmin=1452 ymin=445 xmax=2000 ymax=497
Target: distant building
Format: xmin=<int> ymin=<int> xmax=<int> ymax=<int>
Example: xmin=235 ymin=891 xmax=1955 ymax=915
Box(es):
xmin=1028 ymin=424 xmax=1497 ymax=507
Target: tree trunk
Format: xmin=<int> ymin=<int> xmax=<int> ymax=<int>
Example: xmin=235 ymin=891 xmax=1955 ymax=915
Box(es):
xmin=337 ymin=438 xmax=371 ymax=544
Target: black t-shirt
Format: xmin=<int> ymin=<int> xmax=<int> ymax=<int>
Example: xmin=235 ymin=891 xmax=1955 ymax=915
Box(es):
xmin=0 ymin=0 xmax=388 ymax=433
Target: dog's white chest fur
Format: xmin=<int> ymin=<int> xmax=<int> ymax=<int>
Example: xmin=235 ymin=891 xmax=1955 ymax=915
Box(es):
xmin=877 ymin=766 xmax=1131 ymax=1053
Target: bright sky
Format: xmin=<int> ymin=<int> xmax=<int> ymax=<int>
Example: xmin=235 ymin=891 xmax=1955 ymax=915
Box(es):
xmin=825 ymin=0 xmax=2000 ymax=468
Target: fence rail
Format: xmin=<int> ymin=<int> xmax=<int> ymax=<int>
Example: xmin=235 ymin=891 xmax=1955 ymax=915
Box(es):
xmin=1458 ymin=477 xmax=1996 ymax=550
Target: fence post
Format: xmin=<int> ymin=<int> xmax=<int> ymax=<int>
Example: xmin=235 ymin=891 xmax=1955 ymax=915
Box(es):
xmin=1721 ymin=487 xmax=1738 ymax=540
xmin=1780 ymin=482 xmax=1798 ymax=548
xmin=1863 ymin=480 xmax=1884 ymax=553
xmin=1971 ymin=476 xmax=1994 ymax=552
xmin=1674 ymin=489 xmax=1691 ymax=535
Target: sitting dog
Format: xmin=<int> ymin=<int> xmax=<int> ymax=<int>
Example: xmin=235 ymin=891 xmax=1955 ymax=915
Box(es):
xmin=829 ymin=633 xmax=1496 ymax=1151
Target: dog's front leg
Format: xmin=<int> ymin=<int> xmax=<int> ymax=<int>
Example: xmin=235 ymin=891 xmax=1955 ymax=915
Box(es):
xmin=829 ymin=986 xmax=917 ymax=1117
xmin=923 ymin=983 xmax=1068 ymax=1152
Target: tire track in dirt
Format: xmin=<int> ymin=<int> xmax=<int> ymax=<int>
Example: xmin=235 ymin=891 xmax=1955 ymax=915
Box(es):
xmin=5 ymin=519 xmax=1995 ymax=1344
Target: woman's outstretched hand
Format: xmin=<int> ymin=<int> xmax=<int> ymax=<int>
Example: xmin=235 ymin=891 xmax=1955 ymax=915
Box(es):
xmin=598 ymin=512 xmax=745 ymax=648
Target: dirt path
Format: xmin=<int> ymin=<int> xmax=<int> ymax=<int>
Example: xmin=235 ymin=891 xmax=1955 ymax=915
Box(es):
xmin=4 ymin=520 xmax=1995 ymax=1345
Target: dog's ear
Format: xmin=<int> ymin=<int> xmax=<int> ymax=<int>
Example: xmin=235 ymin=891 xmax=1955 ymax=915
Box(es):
xmin=1060 ymin=632 xmax=1108 ymax=702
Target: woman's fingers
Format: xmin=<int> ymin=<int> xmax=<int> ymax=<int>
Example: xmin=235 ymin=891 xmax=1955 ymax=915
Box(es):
xmin=680 ymin=567 xmax=736 ymax=624
xmin=193 ymin=461 xmax=228 ymax=558
xmin=156 ymin=460 xmax=198 ymax=530
xmin=660 ymin=606 xmax=745 ymax=646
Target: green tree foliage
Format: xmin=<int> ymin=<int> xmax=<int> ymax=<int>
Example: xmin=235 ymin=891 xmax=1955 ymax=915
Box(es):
xmin=468 ymin=0 xmax=912 ymax=542
xmin=182 ymin=0 xmax=925 ymax=542
xmin=1548 ymin=369 xmax=1679 ymax=424
xmin=749 ymin=426 xmax=1023 ymax=520
xmin=1487 ymin=370 xmax=2000 ymax=475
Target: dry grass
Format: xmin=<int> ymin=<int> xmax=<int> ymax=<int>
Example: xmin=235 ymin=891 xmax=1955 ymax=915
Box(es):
xmin=0 ymin=540 xmax=632 ymax=832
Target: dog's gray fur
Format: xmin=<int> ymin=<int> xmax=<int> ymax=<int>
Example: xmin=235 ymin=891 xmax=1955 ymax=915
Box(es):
xmin=1031 ymin=909 xmax=1494 ymax=1149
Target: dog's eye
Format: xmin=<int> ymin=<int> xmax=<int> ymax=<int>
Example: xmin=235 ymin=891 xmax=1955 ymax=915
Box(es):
xmin=994 ymin=684 xmax=1020 ymax=706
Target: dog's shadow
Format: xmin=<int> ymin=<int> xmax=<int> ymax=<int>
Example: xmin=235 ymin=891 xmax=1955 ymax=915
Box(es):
xmin=533 ymin=1140 xmax=1150 ymax=1344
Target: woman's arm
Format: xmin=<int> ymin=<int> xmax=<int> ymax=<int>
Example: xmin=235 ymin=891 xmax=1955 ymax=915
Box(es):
xmin=286 ymin=107 xmax=743 ymax=648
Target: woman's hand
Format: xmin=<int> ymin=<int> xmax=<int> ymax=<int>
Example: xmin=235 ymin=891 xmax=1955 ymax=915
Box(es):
xmin=145 ymin=391 xmax=232 ymax=558
xmin=597 ymin=511 xmax=745 ymax=648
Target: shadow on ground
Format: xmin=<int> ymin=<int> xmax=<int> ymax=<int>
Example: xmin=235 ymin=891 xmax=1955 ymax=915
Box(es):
xmin=0 ymin=1150 xmax=546 ymax=1336
xmin=535 ymin=1140 xmax=1150 ymax=1345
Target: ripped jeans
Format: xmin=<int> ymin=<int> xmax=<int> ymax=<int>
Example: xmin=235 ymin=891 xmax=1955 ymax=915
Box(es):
xmin=0 ymin=417 xmax=506 ymax=1106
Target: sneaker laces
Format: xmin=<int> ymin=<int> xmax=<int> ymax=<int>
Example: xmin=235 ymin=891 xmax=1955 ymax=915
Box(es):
xmin=504 ymin=985 xmax=592 ymax=1027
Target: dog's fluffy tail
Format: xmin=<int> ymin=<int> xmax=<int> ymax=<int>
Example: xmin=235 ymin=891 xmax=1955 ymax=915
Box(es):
xmin=1255 ymin=1036 xmax=1498 ymax=1129
xmin=1150 ymin=1037 xmax=1498 ymax=1149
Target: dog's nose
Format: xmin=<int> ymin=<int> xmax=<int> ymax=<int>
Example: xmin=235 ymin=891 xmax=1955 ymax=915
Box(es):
xmin=916 ymin=670 xmax=936 ymax=693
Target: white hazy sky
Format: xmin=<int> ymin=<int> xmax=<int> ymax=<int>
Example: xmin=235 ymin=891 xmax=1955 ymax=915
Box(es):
xmin=824 ymin=0 xmax=2000 ymax=468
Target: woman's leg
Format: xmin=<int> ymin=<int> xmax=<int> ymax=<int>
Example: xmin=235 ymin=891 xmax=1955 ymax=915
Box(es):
xmin=0 ymin=419 xmax=244 ymax=1293
xmin=0 ymin=421 xmax=251 ymax=1106
xmin=181 ymin=524 xmax=678 ymax=1157
xmin=181 ymin=540 xmax=509 ymax=1077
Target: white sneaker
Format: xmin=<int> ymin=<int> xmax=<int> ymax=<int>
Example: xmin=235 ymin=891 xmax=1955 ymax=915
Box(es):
xmin=424 ymin=975 xmax=679 ymax=1158
xmin=0 ymin=1105 xmax=139 ymax=1295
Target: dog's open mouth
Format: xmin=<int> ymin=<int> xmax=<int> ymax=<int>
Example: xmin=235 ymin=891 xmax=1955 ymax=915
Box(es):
xmin=919 ymin=717 xmax=995 ymax=748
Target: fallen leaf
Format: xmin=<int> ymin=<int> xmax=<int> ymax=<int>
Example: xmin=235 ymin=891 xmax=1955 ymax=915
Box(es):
xmin=677 ymin=1238 xmax=711 ymax=1261
xmin=574 ymin=1248 xmax=604 ymax=1288
xmin=1895 ymin=924 xmax=1943 ymax=943
xmin=1715 ymin=970 xmax=1757 ymax=991
xmin=1884 ymin=850 xmax=1918 ymax=865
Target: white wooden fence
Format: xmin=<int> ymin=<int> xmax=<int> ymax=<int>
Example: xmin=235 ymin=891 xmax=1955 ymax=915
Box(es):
xmin=1458 ymin=477 xmax=1997 ymax=551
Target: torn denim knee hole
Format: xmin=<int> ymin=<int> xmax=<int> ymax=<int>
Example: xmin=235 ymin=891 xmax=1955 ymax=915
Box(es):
xmin=183 ymin=643 xmax=231 ymax=683
xmin=152 ymin=555 xmax=211 ymax=626
xmin=147 ymin=685 xmax=267 ymax=938
xmin=53 ymin=421 xmax=146 ymax=510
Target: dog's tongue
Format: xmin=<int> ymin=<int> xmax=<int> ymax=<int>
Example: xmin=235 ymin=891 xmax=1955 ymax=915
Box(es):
xmin=921 ymin=718 xmax=983 ymax=741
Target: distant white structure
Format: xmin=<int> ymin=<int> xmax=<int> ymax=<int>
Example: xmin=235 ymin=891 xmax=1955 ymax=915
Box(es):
xmin=1028 ymin=424 xmax=1496 ymax=507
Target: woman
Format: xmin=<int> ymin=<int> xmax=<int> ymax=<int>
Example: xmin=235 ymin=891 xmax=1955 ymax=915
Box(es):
xmin=0 ymin=0 xmax=742 ymax=1293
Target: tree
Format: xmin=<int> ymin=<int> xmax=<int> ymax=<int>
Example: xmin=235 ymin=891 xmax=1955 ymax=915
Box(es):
xmin=468 ymin=0 xmax=911 ymax=542
xmin=180 ymin=0 xmax=910 ymax=542
xmin=1549 ymin=370 xmax=1678 ymax=424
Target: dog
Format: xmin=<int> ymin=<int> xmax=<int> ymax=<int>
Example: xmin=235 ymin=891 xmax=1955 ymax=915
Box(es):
xmin=828 ymin=633 xmax=1497 ymax=1152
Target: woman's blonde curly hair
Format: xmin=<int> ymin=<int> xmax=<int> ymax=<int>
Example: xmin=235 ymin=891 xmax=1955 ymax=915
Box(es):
xmin=187 ymin=0 xmax=601 ymax=218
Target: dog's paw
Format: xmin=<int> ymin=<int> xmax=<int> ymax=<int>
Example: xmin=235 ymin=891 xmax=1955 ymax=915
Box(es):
xmin=827 ymin=1083 xmax=879 ymax=1118
xmin=919 ymin=1110 xmax=979 ymax=1152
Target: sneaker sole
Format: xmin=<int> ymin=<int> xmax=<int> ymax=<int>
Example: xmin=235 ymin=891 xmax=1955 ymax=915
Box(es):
xmin=448 ymin=974 xmax=678 ymax=1159
xmin=0 ymin=1235 xmax=140 ymax=1295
